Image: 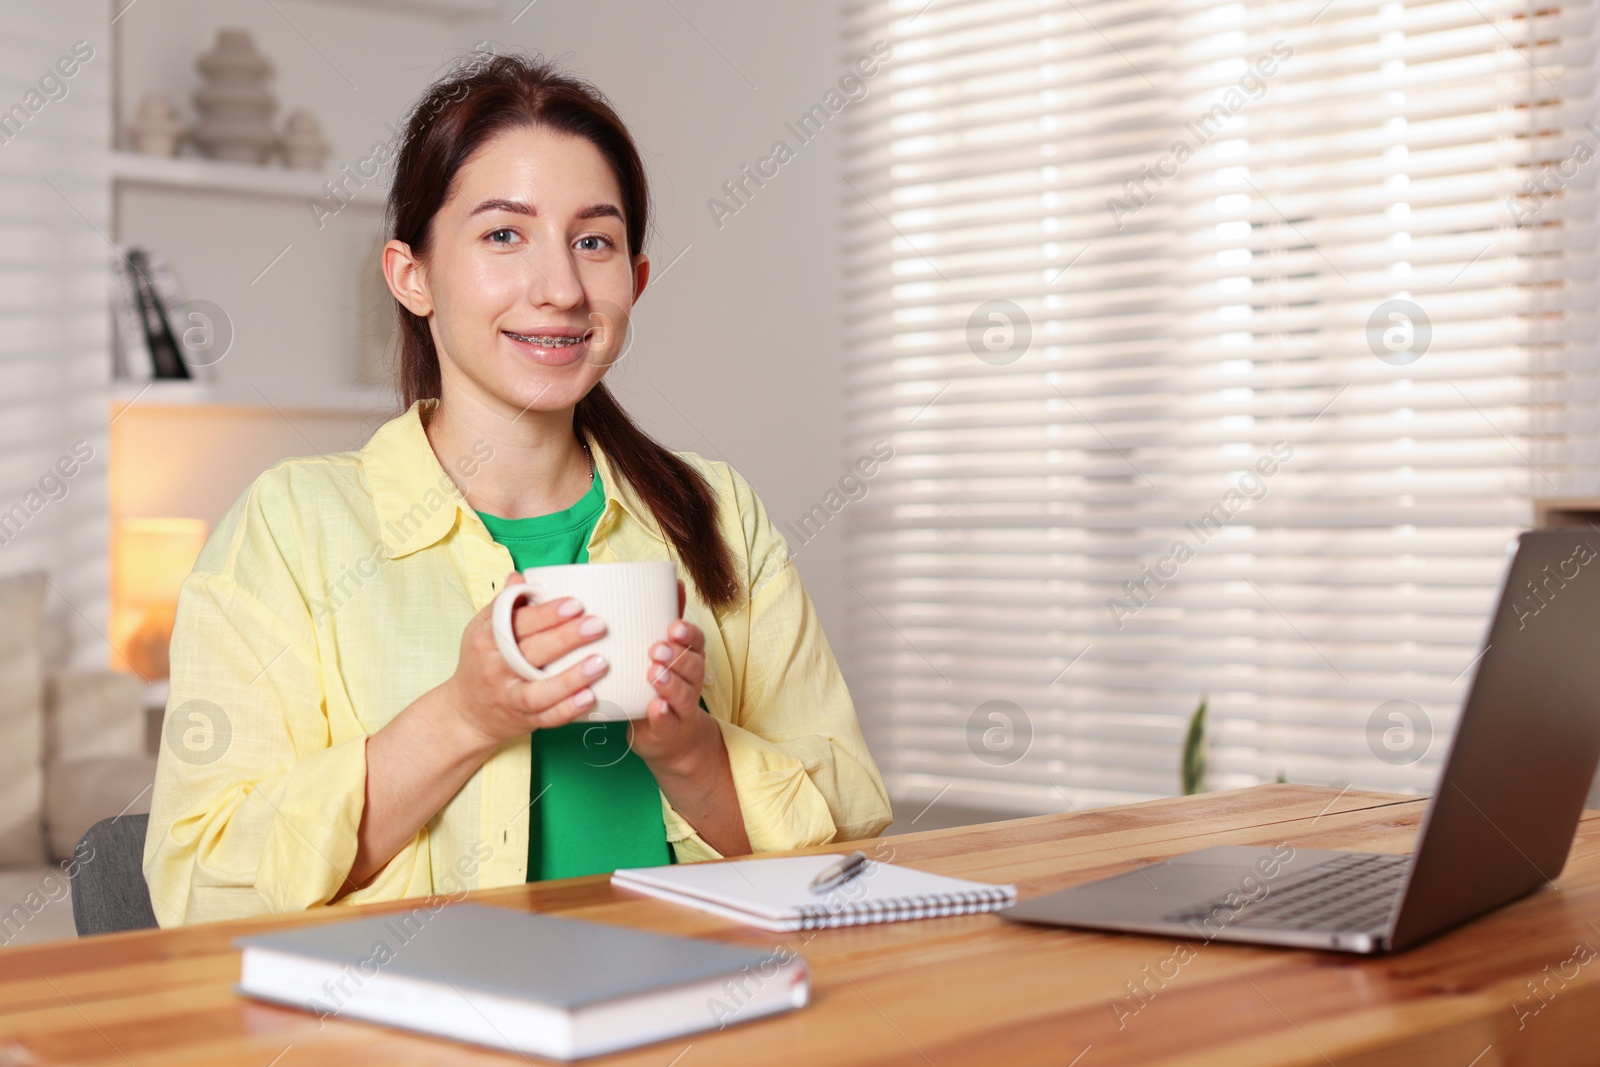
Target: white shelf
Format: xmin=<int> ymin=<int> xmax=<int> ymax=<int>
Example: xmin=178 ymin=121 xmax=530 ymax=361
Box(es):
xmin=302 ymin=0 xmax=499 ymax=16
xmin=110 ymin=379 xmax=214 ymax=406
xmin=111 ymin=151 xmax=386 ymax=209
xmin=111 ymin=379 xmax=401 ymax=414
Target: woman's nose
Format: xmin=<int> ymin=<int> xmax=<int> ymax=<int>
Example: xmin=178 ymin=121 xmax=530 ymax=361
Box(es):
xmin=517 ymin=238 xmax=585 ymax=308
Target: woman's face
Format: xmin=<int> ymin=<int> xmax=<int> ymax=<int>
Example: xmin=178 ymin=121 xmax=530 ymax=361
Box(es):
xmin=393 ymin=124 xmax=647 ymax=416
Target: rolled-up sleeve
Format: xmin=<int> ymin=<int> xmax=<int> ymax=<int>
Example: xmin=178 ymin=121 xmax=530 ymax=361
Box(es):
xmin=663 ymin=465 xmax=893 ymax=862
xmin=142 ymin=476 xmax=430 ymax=926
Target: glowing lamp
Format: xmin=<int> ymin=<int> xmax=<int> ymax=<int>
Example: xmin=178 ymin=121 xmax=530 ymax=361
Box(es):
xmin=114 ymin=517 xmax=208 ymax=680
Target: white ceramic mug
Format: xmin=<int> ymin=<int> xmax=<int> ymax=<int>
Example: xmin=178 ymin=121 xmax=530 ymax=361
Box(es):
xmin=489 ymin=560 xmax=678 ymax=721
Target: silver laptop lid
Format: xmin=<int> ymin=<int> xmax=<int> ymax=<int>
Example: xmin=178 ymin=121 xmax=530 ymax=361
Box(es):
xmin=1387 ymin=529 xmax=1600 ymax=950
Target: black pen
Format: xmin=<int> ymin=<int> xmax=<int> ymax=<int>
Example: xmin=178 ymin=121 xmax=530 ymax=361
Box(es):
xmin=809 ymin=850 xmax=869 ymax=894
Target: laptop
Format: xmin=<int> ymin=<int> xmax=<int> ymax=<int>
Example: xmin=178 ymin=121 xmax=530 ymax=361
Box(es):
xmin=1003 ymin=529 xmax=1600 ymax=954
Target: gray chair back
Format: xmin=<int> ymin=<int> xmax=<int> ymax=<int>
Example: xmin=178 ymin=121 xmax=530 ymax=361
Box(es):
xmin=71 ymin=814 xmax=159 ymax=937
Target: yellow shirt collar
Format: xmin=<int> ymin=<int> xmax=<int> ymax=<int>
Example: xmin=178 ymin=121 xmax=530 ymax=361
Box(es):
xmin=361 ymin=397 xmax=666 ymax=560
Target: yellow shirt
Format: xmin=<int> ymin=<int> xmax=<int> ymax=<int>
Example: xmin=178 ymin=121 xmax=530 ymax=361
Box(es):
xmin=142 ymin=397 xmax=892 ymax=927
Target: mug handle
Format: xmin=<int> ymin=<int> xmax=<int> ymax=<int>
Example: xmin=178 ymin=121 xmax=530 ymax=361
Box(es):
xmin=490 ymin=583 xmax=550 ymax=681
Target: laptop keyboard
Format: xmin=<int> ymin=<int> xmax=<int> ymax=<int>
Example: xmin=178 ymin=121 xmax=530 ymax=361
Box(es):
xmin=1161 ymin=852 xmax=1410 ymax=934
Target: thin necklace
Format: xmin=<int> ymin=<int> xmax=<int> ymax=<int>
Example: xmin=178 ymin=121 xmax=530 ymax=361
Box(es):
xmin=580 ymin=439 xmax=594 ymax=484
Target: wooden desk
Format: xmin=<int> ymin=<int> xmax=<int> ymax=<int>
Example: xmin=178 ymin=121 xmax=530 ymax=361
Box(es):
xmin=3 ymin=784 xmax=1598 ymax=1066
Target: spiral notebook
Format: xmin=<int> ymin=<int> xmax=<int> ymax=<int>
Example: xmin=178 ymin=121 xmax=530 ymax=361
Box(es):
xmin=611 ymin=855 xmax=1016 ymax=931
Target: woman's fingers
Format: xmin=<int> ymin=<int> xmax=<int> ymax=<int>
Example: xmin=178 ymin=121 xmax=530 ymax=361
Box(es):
xmin=506 ymin=599 xmax=607 ymax=672
xmin=669 ymin=617 xmax=705 ymax=653
xmin=486 ymin=584 xmax=579 ymax=645
xmin=479 ymin=576 xmax=709 ymax=739
xmin=647 ymin=614 xmax=705 ymax=687
xmin=507 ymin=594 xmax=583 ymax=641
xmin=518 ymin=652 xmax=610 ymax=729
xmin=649 ymin=639 xmax=703 ymax=687
xmin=648 ymin=654 xmax=700 ymax=713
xmin=645 ymin=619 xmax=706 ymax=724
xmin=459 ymin=578 xmax=618 ymax=750
xmin=529 ymin=688 xmax=597 ymax=730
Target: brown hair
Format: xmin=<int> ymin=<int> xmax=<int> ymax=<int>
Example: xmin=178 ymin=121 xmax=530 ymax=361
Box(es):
xmin=388 ymin=51 xmax=740 ymax=611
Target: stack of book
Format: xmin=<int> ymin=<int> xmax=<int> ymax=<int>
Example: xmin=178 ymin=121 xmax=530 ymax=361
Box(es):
xmin=110 ymin=246 xmax=212 ymax=382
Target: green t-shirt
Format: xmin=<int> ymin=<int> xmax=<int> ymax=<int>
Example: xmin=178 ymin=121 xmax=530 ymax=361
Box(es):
xmin=475 ymin=465 xmax=672 ymax=881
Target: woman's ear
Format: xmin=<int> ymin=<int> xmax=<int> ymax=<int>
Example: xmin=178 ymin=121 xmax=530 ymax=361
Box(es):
xmin=383 ymin=239 xmax=433 ymax=317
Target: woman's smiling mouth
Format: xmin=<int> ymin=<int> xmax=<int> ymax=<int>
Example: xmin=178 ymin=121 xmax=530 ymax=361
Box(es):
xmin=503 ymin=327 xmax=593 ymax=365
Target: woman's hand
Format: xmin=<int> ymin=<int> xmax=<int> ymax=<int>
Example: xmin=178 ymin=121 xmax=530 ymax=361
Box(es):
xmin=444 ymin=570 xmax=613 ymax=755
xmin=627 ymin=579 xmax=719 ymax=772
xmin=628 ymin=579 xmax=752 ymax=857
xmin=344 ymin=571 xmax=611 ymax=895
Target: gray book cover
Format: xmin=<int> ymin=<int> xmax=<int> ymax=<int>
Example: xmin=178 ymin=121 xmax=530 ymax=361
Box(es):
xmin=235 ymin=902 xmax=794 ymax=1010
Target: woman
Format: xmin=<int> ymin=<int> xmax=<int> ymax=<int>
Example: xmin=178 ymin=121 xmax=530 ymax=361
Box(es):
xmin=142 ymin=52 xmax=892 ymax=925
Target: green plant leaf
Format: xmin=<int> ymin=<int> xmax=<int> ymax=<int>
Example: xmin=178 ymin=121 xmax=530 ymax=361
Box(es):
xmin=1181 ymin=695 xmax=1208 ymax=795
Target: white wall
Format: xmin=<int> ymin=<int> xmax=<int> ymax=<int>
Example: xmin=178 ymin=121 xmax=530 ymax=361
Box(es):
xmin=0 ymin=1 xmax=111 ymax=669
xmin=112 ymin=0 xmax=854 ymax=648
xmin=111 ymin=404 xmax=391 ymax=524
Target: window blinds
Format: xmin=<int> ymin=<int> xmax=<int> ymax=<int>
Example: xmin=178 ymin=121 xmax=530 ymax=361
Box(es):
xmin=0 ymin=5 xmax=111 ymax=669
xmin=839 ymin=0 xmax=1598 ymax=814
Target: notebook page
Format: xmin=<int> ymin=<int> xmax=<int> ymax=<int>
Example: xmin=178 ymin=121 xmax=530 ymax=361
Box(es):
xmin=611 ymin=855 xmax=1015 ymax=924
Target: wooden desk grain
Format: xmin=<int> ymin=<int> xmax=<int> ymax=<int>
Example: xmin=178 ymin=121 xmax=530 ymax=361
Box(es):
xmin=2 ymin=784 xmax=1597 ymax=1066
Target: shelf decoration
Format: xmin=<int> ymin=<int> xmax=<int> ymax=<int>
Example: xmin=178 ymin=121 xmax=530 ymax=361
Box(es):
xmin=126 ymin=93 xmax=184 ymax=157
xmin=281 ymin=109 xmax=330 ymax=170
xmin=191 ymin=28 xmax=278 ymax=164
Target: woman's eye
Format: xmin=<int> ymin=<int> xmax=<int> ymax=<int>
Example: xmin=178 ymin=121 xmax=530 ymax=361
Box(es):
xmin=488 ymin=228 xmax=519 ymax=245
xmin=576 ymin=235 xmax=612 ymax=252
